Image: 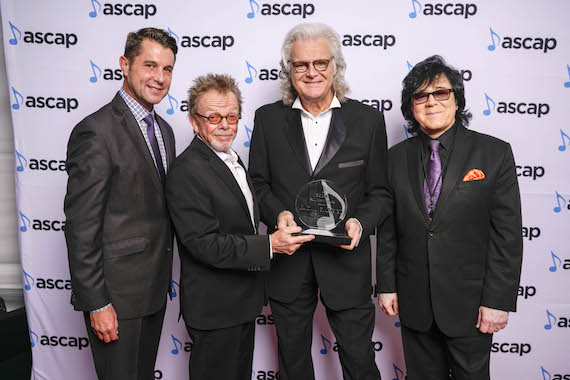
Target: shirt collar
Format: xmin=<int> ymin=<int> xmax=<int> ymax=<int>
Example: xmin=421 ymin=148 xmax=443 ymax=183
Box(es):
xmin=292 ymin=95 xmax=341 ymax=117
xmin=119 ymin=88 xmax=154 ymax=123
xmin=420 ymin=122 xmax=458 ymax=151
xmin=197 ymin=135 xmax=239 ymax=164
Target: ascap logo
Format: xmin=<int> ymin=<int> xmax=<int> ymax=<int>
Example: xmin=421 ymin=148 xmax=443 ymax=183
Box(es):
xmin=547 ymin=251 xmax=569 ymax=272
xmin=167 ymin=27 xmax=234 ymax=51
xmin=256 ymin=313 xmax=274 ymax=325
xmin=541 ymin=366 xmax=570 ymax=380
xmin=544 ymin=309 xmax=570 ymax=330
xmin=487 ymin=27 xmax=557 ymax=53
xmin=246 ymin=0 xmax=315 ymax=19
xmin=482 ymin=92 xmax=549 ymax=118
xmin=517 ymin=285 xmax=536 ymax=299
xmin=522 ymin=226 xmax=541 ymax=240
xmin=88 ymin=1 xmax=157 ymax=19
xmin=517 ymin=165 xmax=545 ymax=180
xmin=553 ymin=191 xmax=569 ymax=213
xmin=89 ymin=60 xmax=123 ymax=83
xmin=18 ymin=212 xmax=66 ymax=232
xmin=491 ymin=342 xmax=531 ymax=356
xmin=252 ymin=370 xmax=280 ymax=380
xmin=10 ymin=87 xmax=78 ymax=113
xmin=341 ymin=33 xmax=396 ymax=50
xmin=360 ymin=99 xmax=393 ymax=113
xmin=7 ymin=21 xmax=77 ymax=48
xmin=170 ymin=334 xmax=192 ymax=355
xmin=318 ymin=334 xmax=383 ymax=354
xmin=408 ymin=1 xmax=477 ymax=19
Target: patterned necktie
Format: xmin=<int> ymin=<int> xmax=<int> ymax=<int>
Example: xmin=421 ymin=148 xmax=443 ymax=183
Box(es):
xmin=143 ymin=114 xmax=166 ymax=184
xmin=424 ymin=139 xmax=442 ymax=217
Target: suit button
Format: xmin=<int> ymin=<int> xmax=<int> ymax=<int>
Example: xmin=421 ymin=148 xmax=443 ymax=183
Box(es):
xmin=428 ymin=230 xmax=434 ymax=237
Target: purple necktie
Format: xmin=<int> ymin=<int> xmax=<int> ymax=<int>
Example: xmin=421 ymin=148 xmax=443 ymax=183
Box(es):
xmin=144 ymin=114 xmax=166 ymax=184
xmin=424 ymin=139 xmax=442 ymax=217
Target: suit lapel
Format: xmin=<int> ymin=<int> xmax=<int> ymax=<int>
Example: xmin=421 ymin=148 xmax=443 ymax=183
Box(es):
xmin=196 ymin=139 xmax=252 ymax=228
xmin=284 ymin=108 xmax=312 ymax=175
xmin=313 ymin=108 xmax=347 ymax=176
xmin=239 ymin=156 xmax=260 ymax=230
xmin=432 ymin=125 xmax=473 ymax=221
xmin=113 ymin=94 xmax=163 ymax=195
xmin=407 ymin=136 xmax=430 ymax=224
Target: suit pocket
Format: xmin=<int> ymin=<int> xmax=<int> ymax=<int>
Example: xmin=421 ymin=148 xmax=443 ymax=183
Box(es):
xmin=338 ymin=159 xmax=365 ymax=169
xmin=104 ymin=237 xmax=148 ymax=259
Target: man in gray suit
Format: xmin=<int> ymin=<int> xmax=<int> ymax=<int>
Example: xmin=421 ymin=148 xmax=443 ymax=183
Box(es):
xmin=64 ymin=28 xmax=177 ymax=380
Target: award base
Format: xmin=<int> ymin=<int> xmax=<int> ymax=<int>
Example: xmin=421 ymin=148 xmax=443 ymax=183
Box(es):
xmin=294 ymin=229 xmax=352 ymax=246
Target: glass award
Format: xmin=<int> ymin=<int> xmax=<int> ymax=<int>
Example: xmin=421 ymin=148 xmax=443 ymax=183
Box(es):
xmin=294 ymin=179 xmax=351 ymax=245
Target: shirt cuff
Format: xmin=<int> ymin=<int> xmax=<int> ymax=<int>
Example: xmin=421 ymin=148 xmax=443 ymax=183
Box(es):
xmin=90 ymin=303 xmax=112 ymax=314
xmin=269 ymin=235 xmax=273 ymax=259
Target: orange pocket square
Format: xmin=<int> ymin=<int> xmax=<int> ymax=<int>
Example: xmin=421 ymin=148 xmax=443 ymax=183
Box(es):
xmin=463 ymin=169 xmax=485 ymax=181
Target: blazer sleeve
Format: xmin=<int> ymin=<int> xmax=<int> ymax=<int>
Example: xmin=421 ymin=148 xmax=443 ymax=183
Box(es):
xmin=353 ymin=111 xmax=392 ymax=239
xmin=480 ymin=143 xmax=523 ymax=311
xmin=248 ymin=108 xmax=287 ymax=227
xmin=64 ymin=121 xmax=112 ymax=311
xmin=165 ymin=161 xmax=270 ymax=271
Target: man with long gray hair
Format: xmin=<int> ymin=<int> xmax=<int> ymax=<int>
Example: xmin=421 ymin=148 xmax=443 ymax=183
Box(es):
xmin=249 ymin=23 xmax=391 ymax=379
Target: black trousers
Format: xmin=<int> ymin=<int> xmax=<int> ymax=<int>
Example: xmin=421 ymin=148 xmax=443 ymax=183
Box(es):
xmin=401 ymin=322 xmax=493 ymax=380
xmin=84 ymin=304 xmax=166 ymax=380
xmin=270 ymin=258 xmax=380 ymax=380
xmin=186 ymin=321 xmax=255 ymax=380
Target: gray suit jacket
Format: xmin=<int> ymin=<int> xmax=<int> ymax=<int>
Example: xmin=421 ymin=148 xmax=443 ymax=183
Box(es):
xmin=64 ymin=92 xmax=175 ymax=320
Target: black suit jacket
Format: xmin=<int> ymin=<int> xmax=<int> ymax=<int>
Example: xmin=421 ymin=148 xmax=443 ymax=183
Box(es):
xmin=248 ymin=99 xmax=391 ymax=310
xmin=377 ymin=125 xmax=523 ymax=337
xmin=64 ymin=92 xmax=175 ymax=320
xmin=165 ymin=137 xmax=270 ymax=330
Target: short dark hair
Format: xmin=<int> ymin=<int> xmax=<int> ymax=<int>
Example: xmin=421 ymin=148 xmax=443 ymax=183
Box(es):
xmin=124 ymin=27 xmax=178 ymax=62
xmin=187 ymin=73 xmax=243 ymax=116
xmin=401 ymin=55 xmax=471 ymax=135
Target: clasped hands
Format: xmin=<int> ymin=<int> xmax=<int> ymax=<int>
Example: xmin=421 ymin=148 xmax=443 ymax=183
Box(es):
xmin=270 ymin=210 xmax=362 ymax=255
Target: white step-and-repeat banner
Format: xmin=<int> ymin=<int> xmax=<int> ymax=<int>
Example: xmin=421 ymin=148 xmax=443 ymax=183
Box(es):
xmin=2 ymin=1 xmax=569 ymax=379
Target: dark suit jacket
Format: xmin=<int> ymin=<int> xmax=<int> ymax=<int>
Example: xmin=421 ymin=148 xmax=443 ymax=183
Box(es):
xmin=377 ymin=125 xmax=523 ymax=337
xmin=64 ymin=92 xmax=175 ymax=320
xmin=165 ymin=137 xmax=270 ymax=330
xmin=248 ymin=99 xmax=391 ymax=311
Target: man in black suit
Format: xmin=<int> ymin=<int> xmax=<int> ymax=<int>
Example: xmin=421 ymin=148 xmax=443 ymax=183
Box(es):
xmin=165 ymin=74 xmax=313 ymax=380
xmin=377 ymin=55 xmax=523 ymax=380
xmin=248 ymin=23 xmax=391 ymax=380
xmin=64 ymin=28 xmax=177 ymax=380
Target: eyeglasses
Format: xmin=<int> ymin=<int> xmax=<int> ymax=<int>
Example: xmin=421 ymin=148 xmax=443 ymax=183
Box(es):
xmin=290 ymin=58 xmax=333 ymax=73
xmin=411 ymin=89 xmax=454 ymax=104
xmin=195 ymin=112 xmax=240 ymax=125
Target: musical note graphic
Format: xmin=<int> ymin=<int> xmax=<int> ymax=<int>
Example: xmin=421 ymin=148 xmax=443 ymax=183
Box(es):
xmin=8 ymin=21 xmax=21 ymax=45
xmin=88 ymin=0 xmax=101 ymax=18
xmin=487 ymin=27 xmax=500 ymax=51
xmin=318 ymin=180 xmax=346 ymax=230
xmin=243 ymin=125 xmax=253 ymax=147
xmin=549 ymin=251 xmax=562 ymax=272
xmin=11 ymin=87 xmax=24 ymax=110
xmin=29 ymin=329 xmax=39 ymax=348
xmin=394 ymin=320 xmax=401 ymax=328
xmin=408 ymin=0 xmax=421 ymax=18
xmin=89 ymin=60 xmax=102 ymax=83
xmin=564 ymin=65 xmax=570 ymax=88
xmin=558 ymin=129 xmax=570 ymax=152
xmin=247 ymin=0 xmax=260 ymax=19
xmin=15 ymin=150 xmax=27 ymax=172
xmin=482 ymin=92 xmax=495 ymax=116
xmin=245 ymin=61 xmax=257 ymax=84
xmin=19 ymin=211 xmax=31 ymax=232
xmin=544 ymin=309 xmax=556 ymax=330
xmin=171 ymin=280 xmax=180 ymax=298
xmin=319 ymin=334 xmax=332 ymax=354
xmin=23 ymin=270 xmax=34 ymax=290
xmin=406 ymin=60 xmax=414 ymax=72
xmin=170 ymin=335 xmax=183 ymax=354
xmin=541 ymin=366 xmax=552 ymax=380
xmin=393 ymin=363 xmax=405 ymax=380
xmin=168 ymin=27 xmax=179 ymax=43
xmin=166 ymin=93 xmax=178 ymax=115
xmin=553 ymin=191 xmax=566 ymax=213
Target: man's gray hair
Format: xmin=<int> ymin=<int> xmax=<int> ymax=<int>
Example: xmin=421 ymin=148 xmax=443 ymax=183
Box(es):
xmin=279 ymin=23 xmax=350 ymax=106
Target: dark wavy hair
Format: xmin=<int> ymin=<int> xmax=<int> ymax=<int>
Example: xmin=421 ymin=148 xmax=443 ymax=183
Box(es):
xmin=401 ymin=55 xmax=471 ymax=135
xmin=124 ymin=27 xmax=178 ymax=63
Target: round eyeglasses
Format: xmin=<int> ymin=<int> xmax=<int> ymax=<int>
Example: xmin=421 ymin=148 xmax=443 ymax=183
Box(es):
xmin=195 ymin=112 xmax=240 ymax=125
xmin=290 ymin=58 xmax=333 ymax=73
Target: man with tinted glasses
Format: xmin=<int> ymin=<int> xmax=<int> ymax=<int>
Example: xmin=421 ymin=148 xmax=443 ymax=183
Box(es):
xmin=377 ymin=55 xmax=523 ymax=379
xmin=165 ymin=74 xmax=313 ymax=380
xmin=248 ymin=23 xmax=391 ymax=380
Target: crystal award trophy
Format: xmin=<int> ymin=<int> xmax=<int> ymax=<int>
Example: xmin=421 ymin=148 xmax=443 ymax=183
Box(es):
xmin=294 ymin=179 xmax=351 ymax=245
